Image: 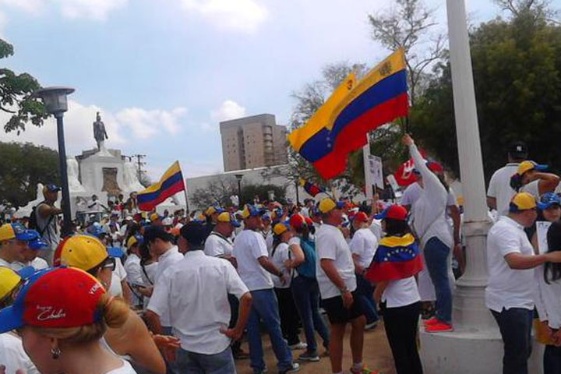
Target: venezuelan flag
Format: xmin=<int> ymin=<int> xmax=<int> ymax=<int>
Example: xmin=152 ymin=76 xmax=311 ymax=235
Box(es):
xmin=288 ymin=73 xmax=357 ymax=176
xmin=365 ymin=233 xmax=423 ymax=283
xmin=137 ymin=161 xmax=185 ymax=211
xmin=299 ymin=178 xmax=325 ymax=197
xmin=315 ymin=49 xmax=408 ymax=180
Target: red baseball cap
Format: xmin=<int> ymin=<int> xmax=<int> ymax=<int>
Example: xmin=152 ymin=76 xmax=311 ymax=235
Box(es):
xmin=0 ymin=267 xmax=106 ymax=333
xmin=353 ymin=212 xmax=369 ymax=223
xmin=289 ymin=214 xmax=307 ymax=229
xmin=374 ymin=205 xmax=408 ymax=221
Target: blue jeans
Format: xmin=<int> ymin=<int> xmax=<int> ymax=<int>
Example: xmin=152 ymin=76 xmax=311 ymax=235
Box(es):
xmin=491 ymin=308 xmax=533 ymax=374
xmin=424 ymin=237 xmax=452 ymax=323
xmin=544 ymin=344 xmax=561 ymax=374
xmin=247 ymin=288 xmax=293 ymax=373
xmin=176 ymin=347 xmax=236 ymax=374
xmin=356 ymin=273 xmax=379 ymax=325
xmin=291 ymin=275 xmax=329 ymax=353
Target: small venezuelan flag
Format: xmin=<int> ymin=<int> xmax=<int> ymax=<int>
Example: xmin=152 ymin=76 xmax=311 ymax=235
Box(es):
xmin=365 ymin=233 xmax=423 ymax=283
xmin=299 ymin=178 xmax=325 ymax=197
xmin=137 ymin=161 xmax=185 ymax=211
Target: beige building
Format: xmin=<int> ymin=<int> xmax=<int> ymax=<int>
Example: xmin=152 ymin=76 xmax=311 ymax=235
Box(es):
xmin=220 ymin=114 xmax=288 ymax=172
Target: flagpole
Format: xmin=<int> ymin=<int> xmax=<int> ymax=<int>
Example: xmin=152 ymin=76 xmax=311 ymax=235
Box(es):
xmin=362 ymin=134 xmax=374 ymax=203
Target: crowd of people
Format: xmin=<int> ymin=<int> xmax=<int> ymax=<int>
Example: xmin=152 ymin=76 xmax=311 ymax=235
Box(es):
xmin=2 ymin=134 xmax=561 ymax=374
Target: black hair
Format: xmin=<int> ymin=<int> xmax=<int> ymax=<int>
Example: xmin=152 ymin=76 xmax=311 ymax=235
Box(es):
xmin=293 ymin=223 xmax=311 ymax=241
xmin=143 ymin=225 xmax=174 ymax=243
xmin=545 ymin=221 xmax=561 ymax=284
xmin=384 ymin=218 xmax=411 ymax=237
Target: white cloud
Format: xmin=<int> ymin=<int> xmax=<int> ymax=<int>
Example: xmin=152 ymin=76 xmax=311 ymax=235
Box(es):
xmin=180 ymin=0 xmax=268 ymax=33
xmin=0 ymin=0 xmax=44 ymax=15
xmin=211 ymin=99 xmax=246 ymax=122
xmin=115 ymin=107 xmax=187 ymax=140
xmin=54 ymin=0 xmax=128 ymax=21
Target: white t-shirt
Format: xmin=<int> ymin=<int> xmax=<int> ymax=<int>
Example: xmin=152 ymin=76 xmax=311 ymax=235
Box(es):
xmin=485 ymin=216 xmax=535 ymax=312
xmin=204 ymin=232 xmax=234 ymax=257
xmin=409 ymin=145 xmax=453 ymax=249
xmin=487 ymin=163 xmax=519 ymax=216
xmin=349 ymin=228 xmax=378 ymax=268
xmin=232 ymin=230 xmax=273 ymax=291
xmin=315 ymin=224 xmax=357 ymax=299
xmin=148 ymin=251 xmax=249 ymax=355
xmin=382 ymin=277 xmax=421 ymax=308
xmin=11 ymin=257 xmax=48 ymax=271
xmin=109 ymin=258 xmax=127 ymax=298
xmin=154 ymin=246 xmax=183 ymax=283
xmin=369 ymin=220 xmax=383 ymax=242
xmin=271 ymin=242 xmax=291 ymax=289
xmin=105 ymin=359 xmax=137 ymax=374
xmin=0 ymin=333 xmax=39 ymax=374
xmin=124 ymin=254 xmax=143 ymax=285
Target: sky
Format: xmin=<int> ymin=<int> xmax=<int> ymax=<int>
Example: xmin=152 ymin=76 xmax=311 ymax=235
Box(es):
xmin=0 ymin=0 xmax=500 ymax=181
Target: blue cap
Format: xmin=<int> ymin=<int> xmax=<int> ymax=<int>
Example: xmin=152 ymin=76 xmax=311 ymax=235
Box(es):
xmin=0 ymin=223 xmax=38 ymax=242
xmin=44 ymin=184 xmax=61 ymax=192
xmin=17 ymin=266 xmax=37 ymax=279
xmin=28 ymin=237 xmax=48 ymax=250
xmin=107 ymin=247 xmax=124 ymax=259
xmin=538 ymin=192 xmax=561 ymax=210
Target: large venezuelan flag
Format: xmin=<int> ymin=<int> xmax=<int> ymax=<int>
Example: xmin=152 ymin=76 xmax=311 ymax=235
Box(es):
xmin=302 ymin=49 xmax=408 ymax=180
xmin=137 ymin=161 xmax=185 ymax=211
xmin=365 ymin=233 xmax=423 ymax=283
xmin=288 ymin=73 xmax=357 ymax=176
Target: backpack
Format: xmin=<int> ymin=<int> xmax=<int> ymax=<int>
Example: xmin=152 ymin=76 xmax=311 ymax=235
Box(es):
xmin=296 ymin=238 xmax=317 ymax=279
xmin=28 ymin=201 xmax=53 ymax=235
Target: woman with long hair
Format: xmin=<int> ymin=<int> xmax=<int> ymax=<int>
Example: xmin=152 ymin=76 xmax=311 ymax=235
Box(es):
xmin=270 ymin=222 xmax=304 ymax=350
xmin=0 ymin=267 xmax=135 ymax=374
xmin=53 ymin=235 xmax=168 ymax=374
xmin=288 ymin=213 xmax=330 ymax=361
xmin=403 ymin=134 xmax=454 ymax=333
xmin=366 ymin=204 xmax=423 ymax=374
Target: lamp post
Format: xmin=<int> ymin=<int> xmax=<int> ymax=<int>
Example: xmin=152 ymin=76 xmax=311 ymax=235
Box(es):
xmin=33 ymin=87 xmax=75 ymax=237
xmin=234 ymin=174 xmax=243 ymax=207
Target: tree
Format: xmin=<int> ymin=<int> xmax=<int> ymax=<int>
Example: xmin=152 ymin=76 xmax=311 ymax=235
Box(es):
xmin=190 ymin=175 xmax=238 ymax=210
xmin=0 ymin=142 xmax=59 ymax=207
xmin=0 ymin=39 xmax=47 ymax=133
xmin=368 ymin=0 xmax=446 ymax=104
xmin=410 ymin=4 xmax=561 ymax=180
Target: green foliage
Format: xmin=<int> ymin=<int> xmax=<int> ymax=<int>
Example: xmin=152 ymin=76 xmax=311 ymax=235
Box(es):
xmin=411 ymin=8 xmax=561 ymax=180
xmin=0 ymin=142 xmax=59 ymax=207
xmin=0 ymin=38 xmax=47 ymax=133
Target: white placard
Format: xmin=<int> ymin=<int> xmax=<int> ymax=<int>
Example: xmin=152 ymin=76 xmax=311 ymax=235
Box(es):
xmin=369 ymin=155 xmax=384 ymax=190
xmin=536 ymin=221 xmax=552 ymax=254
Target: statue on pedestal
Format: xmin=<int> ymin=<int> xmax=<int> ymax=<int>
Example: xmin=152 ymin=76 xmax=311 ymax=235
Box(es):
xmin=93 ymin=112 xmax=108 ymax=151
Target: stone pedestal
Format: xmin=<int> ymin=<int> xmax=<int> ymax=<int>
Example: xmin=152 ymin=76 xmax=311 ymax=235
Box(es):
xmin=79 ymin=149 xmax=126 ymax=196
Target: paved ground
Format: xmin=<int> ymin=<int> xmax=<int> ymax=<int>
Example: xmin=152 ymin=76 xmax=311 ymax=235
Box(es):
xmin=235 ymin=321 xmax=397 ymax=374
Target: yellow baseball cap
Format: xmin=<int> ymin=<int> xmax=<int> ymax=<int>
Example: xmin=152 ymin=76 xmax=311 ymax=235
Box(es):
xmin=0 ymin=223 xmax=38 ymax=242
xmin=318 ymin=198 xmax=344 ymax=214
xmin=240 ymin=204 xmax=266 ymax=219
xmin=273 ymin=223 xmax=290 ymax=236
xmin=217 ymin=212 xmax=241 ymax=227
xmin=509 ymin=192 xmax=537 ymax=212
xmin=53 ymin=235 xmax=108 ymax=271
xmin=126 ymin=235 xmax=143 ymax=249
xmin=0 ymin=267 xmax=21 ymax=301
xmin=517 ymin=160 xmax=547 ymax=175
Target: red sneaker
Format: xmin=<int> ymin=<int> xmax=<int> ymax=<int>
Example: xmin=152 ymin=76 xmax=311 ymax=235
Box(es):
xmin=423 ymin=317 xmax=439 ymax=326
xmin=425 ymin=321 xmax=453 ymax=333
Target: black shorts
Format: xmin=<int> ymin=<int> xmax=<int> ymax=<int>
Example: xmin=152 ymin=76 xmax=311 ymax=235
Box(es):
xmin=322 ymin=291 xmax=364 ymax=324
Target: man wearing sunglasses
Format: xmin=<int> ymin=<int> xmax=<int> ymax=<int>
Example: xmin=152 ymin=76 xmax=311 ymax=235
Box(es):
xmin=0 ymin=223 xmax=37 ymax=269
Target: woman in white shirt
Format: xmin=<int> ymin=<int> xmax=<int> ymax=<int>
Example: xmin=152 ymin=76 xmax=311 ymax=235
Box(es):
xmin=0 ymin=267 xmax=137 ymax=374
xmin=367 ymin=204 xmax=423 ymax=374
xmin=271 ymin=223 xmax=304 ymax=349
xmin=404 ymin=134 xmax=454 ymax=333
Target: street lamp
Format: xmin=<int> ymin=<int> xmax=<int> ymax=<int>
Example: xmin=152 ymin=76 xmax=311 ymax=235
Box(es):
xmin=33 ymin=87 xmax=75 ymax=237
xmin=234 ymin=174 xmax=243 ymax=207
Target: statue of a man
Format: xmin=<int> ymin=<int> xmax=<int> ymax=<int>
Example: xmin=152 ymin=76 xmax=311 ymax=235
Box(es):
xmin=93 ymin=112 xmax=108 ymax=150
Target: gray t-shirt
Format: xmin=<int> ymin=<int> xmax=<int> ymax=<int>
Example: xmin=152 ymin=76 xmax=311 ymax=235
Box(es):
xmin=35 ymin=202 xmax=60 ymax=251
